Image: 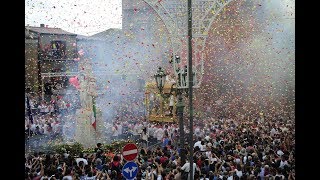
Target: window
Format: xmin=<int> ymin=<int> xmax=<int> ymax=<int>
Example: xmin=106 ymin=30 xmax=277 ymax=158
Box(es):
xmin=44 ymin=82 xmax=53 ymax=95
xmin=51 ymin=40 xmax=66 ymax=59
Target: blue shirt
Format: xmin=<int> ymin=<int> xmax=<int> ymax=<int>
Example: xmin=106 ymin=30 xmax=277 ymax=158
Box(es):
xmin=162 ymin=137 xmax=169 ymax=147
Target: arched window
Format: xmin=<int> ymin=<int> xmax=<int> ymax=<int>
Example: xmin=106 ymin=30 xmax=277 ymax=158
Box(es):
xmin=51 ymin=40 xmax=66 ymax=59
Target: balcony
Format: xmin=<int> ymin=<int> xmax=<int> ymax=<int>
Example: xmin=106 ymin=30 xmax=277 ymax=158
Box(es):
xmin=41 ymin=72 xmax=79 ymax=78
xmin=38 ymin=49 xmax=78 ymax=61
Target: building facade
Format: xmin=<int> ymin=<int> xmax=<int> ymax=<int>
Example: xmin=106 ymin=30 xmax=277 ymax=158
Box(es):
xmin=25 ymin=24 xmax=78 ymax=100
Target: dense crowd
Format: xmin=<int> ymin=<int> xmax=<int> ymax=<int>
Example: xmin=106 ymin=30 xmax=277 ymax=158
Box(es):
xmin=25 ymin=94 xmax=73 ymax=138
xmin=25 ymin=111 xmax=295 ymax=180
xmin=25 ymin=93 xmax=146 ymax=142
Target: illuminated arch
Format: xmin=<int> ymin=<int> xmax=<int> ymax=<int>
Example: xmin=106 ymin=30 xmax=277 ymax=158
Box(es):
xmin=142 ymin=0 xmax=233 ymax=87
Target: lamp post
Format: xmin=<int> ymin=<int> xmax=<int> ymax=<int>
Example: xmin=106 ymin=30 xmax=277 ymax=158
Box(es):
xmin=154 ymin=0 xmax=194 ymax=178
xmin=154 ymin=67 xmax=186 ymax=165
xmin=187 ymin=0 xmax=194 ymax=179
xmin=176 ymin=89 xmax=186 ymax=165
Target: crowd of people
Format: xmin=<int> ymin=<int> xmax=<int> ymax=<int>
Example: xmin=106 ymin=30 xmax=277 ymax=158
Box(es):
xmin=25 ymin=111 xmax=295 ymax=180
xmin=25 ymin=94 xmax=74 ymax=138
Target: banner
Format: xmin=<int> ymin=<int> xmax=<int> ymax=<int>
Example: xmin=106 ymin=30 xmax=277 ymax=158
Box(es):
xmin=92 ymin=97 xmax=97 ymax=130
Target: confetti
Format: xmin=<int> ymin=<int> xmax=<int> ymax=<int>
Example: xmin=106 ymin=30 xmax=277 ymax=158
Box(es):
xmin=25 ymin=0 xmax=294 ymax=149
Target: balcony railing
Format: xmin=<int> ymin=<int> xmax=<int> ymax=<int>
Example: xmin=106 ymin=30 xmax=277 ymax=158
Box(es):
xmin=41 ymin=72 xmax=78 ymax=78
xmin=39 ymin=49 xmax=78 ymax=61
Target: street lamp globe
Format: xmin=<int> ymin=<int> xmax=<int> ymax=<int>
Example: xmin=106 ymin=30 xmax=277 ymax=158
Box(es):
xmin=154 ymin=67 xmax=167 ymax=93
xmin=175 ymin=55 xmax=180 ymax=64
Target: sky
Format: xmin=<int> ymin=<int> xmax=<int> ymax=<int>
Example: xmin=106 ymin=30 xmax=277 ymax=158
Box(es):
xmin=25 ymin=0 xmax=122 ymax=36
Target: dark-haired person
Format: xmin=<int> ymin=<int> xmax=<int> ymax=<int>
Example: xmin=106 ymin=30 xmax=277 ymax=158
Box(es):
xmin=141 ymin=127 xmax=149 ymax=148
xmin=174 ymin=167 xmax=182 ymax=180
xmin=95 ymin=143 xmax=103 ymax=152
xmin=109 ymin=155 xmax=122 ymax=179
xmin=162 ymin=134 xmax=170 ymax=149
xmin=62 ymin=164 xmax=73 ymax=180
xmin=75 ymin=153 xmax=88 ymax=167
xmin=84 ymin=170 xmax=101 ymax=180
xmin=95 ymin=158 xmax=104 ymax=171
xmin=181 ymin=157 xmax=198 ymax=180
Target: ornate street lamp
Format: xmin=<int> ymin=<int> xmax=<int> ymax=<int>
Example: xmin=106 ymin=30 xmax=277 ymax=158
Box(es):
xmin=154 ymin=67 xmax=167 ymax=94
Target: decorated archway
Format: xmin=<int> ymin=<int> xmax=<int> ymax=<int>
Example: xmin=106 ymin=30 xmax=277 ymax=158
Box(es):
xmin=141 ymin=0 xmax=234 ymax=87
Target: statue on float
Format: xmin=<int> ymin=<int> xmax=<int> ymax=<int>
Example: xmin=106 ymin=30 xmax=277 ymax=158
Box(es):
xmin=74 ymin=56 xmax=102 ymax=148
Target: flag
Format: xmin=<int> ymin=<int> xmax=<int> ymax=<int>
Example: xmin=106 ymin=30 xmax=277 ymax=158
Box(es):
xmin=92 ymin=97 xmax=97 ymax=130
xmin=26 ymin=95 xmax=34 ymax=124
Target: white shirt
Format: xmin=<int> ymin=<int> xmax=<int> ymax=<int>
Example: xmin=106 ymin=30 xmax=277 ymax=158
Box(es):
xmin=43 ymin=124 xmax=49 ymax=134
xmin=259 ymin=167 xmax=265 ymax=179
xmin=275 ymin=174 xmax=285 ymax=179
xmin=227 ymin=175 xmax=233 ymax=180
xmin=235 ymin=169 xmax=243 ymax=177
xmin=84 ymin=176 xmax=97 ymax=180
xmin=39 ymin=104 xmax=46 ymax=113
xmin=137 ymin=124 xmax=143 ymax=134
xmin=62 ymin=175 xmax=73 ymax=180
xmin=279 ymin=160 xmax=289 ymax=169
xmin=40 ymin=176 xmax=53 ymax=180
xmin=142 ymin=131 xmax=149 ymax=141
xmin=194 ymin=140 xmax=202 ymax=149
xmin=112 ymin=126 xmax=119 ymax=136
xmin=200 ymin=144 xmax=205 ymax=151
xmin=277 ymin=150 xmax=284 ymax=157
xmin=181 ymin=162 xmax=197 ymax=179
xmin=204 ymin=136 xmax=210 ymax=141
xmin=133 ymin=125 xmax=139 ymax=135
xmin=243 ymin=155 xmax=249 ymax=163
xmin=210 ymin=157 xmax=218 ymax=163
xmin=44 ymin=106 xmax=49 ymax=113
xmin=30 ymin=124 xmax=36 ymax=131
xmin=234 ymin=158 xmax=241 ymax=164
xmin=155 ymin=128 xmax=164 ymax=141
xmin=270 ymin=128 xmax=277 ymax=136
xmin=51 ymin=123 xmax=57 ymax=132
xmin=149 ymin=126 xmax=155 ymax=137
xmin=30 ymin=100 xmax=36 ymax=109
xmin=75 ymin=158 xmax=88 ymax=166
xmin=280 ymin=127 xmax=289 ymax=132
xmin=172 ymin=159 xmax=178 ymax=165
xmin=169 ymin=95 xmax=174 ymax=106
xmin=194 ymin=127 xmax=201 ymax=136
xmin=205 ymin=151 xmax=212 ymax=159
xmin=117 ymin=124 xmax=123 ymax=135
xmin=164 ymin=127 xmax=172 ymax=137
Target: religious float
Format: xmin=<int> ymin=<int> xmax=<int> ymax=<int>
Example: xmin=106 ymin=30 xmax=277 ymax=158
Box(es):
xmin=144 ymin=81 xmax=177 ymax=123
